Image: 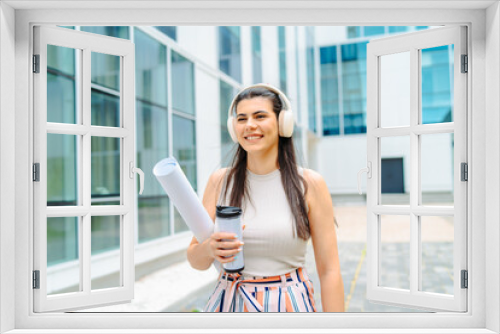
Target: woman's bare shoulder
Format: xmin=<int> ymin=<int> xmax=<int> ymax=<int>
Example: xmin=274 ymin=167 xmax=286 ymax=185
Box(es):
xmin=208 ymin=167 xmax=230 ymax=190
xmin=301 ymin=168 xmax=324 ymax=185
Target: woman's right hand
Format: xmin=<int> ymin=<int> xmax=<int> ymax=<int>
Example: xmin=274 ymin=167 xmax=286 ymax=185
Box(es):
xmin=204 ymin=232 xmax=244 ymax=264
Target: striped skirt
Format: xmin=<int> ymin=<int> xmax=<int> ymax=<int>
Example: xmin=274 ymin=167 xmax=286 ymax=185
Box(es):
xmin=203 ymin=267 xmax=317 ymax=312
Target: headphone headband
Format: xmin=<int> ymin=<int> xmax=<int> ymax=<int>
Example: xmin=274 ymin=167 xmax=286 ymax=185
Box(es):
xmin=227 ymin=83 xmax=292 ymax=119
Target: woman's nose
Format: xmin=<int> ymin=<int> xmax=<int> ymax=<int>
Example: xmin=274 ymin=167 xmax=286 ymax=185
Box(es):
xmin=245 ymin=119 xmax=257 ymax=129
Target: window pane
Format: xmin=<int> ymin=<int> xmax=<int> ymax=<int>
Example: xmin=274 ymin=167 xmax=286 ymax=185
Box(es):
xmin=220 ymin=80 xmax=236 ymax=167
xmin=380 ymin=52 xmax=410 ymax=128
xmin=421 ymin=45 xmax=454 ymax=124
xmin=342 ymin=42 xmax=367 ymax=134
xmin=91 ymin=137 xmax=121 ymax=204
xmin=136 ymin=99 xmax=170 ymax=242
xmin=388 ymin=26 xmax=408 ymax=33
xmin=155 ymin=26 xmax=177 ymax=40
xmin=420 ymin=216 xmax=454 ymax=295
xmin=219 ymin=26 xmax=241 ymax=82
xmin=278 ymin=26 xmax=286 ymax=93
xmin=171 ymin=51 xmax=195 ymax=115
xmin=47 ymin=45 xmax=76 ymax=124
xmin=80 ymin=26 xmax=129 ymax=39
xmin=320 ymin=45 xmax=340 ymax=135
xmin=91 ymin=52 xmax=120 ymax=91
xmin=381 ymin=136 xmax=410 ymax=205
xmin=138 ymin=197 xmax=170 ymax=243
xmin=379 ymin=215 xmax=410 ymax=290
xmin=47 ymin=134 xmax=78 ymax=206
xmin=252 ymin=26 xmax=263 ymax=84
xmin=306 ymin=27 xmax=317 ymax=133
xmin=47 ymin=217 xmax=80 ymax=295
xmin=135 ymin=28 xmax=167 ymax=107
xmin=173 ymin=115 xmax=196 ymax=233
xmin=421 ymin=133 xmax=454 ymax=206
xmin=91 ymin=90 xmax=120 ymax=127
xmin=91 ymin=216 xmax=121 ymax=290
xmin=347 ymin=26 xmax=361 ymax=38
xmin=364 ymin=26 xmax=385 ymax=36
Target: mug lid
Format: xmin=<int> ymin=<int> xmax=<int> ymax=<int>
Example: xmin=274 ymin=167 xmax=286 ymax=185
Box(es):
xmin=216 ymin=205 xmax=242 ymax=218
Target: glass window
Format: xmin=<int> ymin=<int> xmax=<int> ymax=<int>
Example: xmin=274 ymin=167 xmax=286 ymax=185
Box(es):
xmin=47 ymin=45 xmax=76 ymax=124
xmin=320 ymin=46 xmax=340 ymax=136
xmin=252 ymin=26 xmax=262 ymax=83
xmin=135 ymin=28 xmax=167 ymax=107
xmin=278 ymin=26 xmax=287 ymax=93
xmin=341 ymin=42 xmax=368 ymax=134
xmin=220 ymin=80 xmax=236 ymax=167
xmin=135 ymin=99 xmax=170 ymax=242
xmin=421 ymin=45 xmax=454 ymax=124
xmin=219 ymin=26 xmax=242 ymax=82
xmin=171 ymin=51 xmax=195 ymax=115
xmin=364 ymin=26 xmax=385 ymax=36
xmin=80 ymin=26 xmax=129 ymax=39
xmin=388 ymin=26 xmax=408 ymax=33
xmin=306 ymin=27 xmax=317 ymax=134
xmin=347 ymin=26 xmax=361 ymax=38
xmin=155 ymin=26 xmax=177 ymax=40
xmin=173 ymin=115 xmax=197 ymax=234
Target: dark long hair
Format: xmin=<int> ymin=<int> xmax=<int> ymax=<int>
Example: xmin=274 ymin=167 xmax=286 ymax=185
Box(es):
xmin=222 ymin=87 xmax=311 ymax=240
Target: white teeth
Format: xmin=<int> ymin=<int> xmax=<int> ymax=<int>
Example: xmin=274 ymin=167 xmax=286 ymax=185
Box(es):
xmin=246 ymin=136 xmax=262 ymax=140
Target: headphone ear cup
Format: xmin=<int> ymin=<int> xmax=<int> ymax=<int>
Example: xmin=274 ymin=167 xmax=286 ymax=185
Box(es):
xmin=227 ymin=116 xmax=238 ymax=143
xmin=278 ymin=109 xmax=294 ymax=137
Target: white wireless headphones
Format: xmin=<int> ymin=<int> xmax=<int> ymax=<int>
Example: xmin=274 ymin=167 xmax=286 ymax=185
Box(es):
xmin=227 ymin=83 xmax=294 ymax=143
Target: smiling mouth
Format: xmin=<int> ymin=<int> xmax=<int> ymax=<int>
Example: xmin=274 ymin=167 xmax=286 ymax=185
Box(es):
xmin=244 ymin=135 xmax=263 ymax=141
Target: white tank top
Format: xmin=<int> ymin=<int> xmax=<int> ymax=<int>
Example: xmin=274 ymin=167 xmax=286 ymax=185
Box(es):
xmin=218 ymin=167 xmax=309 ymax=276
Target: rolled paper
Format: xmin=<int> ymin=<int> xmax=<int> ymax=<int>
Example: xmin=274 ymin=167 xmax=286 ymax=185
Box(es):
xmin=153 ymin=156 xmax=222 ymax=271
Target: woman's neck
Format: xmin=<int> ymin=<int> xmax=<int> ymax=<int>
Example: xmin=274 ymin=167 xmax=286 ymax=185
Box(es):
xmin=246 ymin=147 xmax=279 ymax=175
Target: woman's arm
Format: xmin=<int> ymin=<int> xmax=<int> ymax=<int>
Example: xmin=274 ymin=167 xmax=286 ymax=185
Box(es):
xmin=304 ymin=169 xmax=345 ymax=312
xmin=186 ymin=168 xmax=243 ymax=270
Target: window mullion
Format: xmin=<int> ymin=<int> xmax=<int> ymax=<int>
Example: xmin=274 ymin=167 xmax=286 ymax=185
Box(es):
xmin=410 ymin=46 xmax=419 ymax=294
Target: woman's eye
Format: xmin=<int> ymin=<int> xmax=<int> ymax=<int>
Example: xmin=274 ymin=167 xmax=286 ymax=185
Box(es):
xmin=237 ymin=118 xmax=246 ymax=122
xmin=257 ymin=115 xmax=265 ymax=119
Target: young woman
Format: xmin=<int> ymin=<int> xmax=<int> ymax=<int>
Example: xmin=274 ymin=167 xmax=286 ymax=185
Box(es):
xmin=187 ymin=83 xmax=344 ymax=312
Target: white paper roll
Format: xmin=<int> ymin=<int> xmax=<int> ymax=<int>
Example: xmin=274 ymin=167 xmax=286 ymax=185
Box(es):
xmin=153 ymin=157 xmax=214 ymax=243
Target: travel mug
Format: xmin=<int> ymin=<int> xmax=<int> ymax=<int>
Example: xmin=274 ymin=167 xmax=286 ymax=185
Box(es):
xmin=215 ymin=205 xmax=244 ymax=273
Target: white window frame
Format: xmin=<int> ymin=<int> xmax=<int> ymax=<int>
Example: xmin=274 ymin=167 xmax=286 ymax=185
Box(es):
xmin=1 ymin=2 xmax=499 ymax=334
xmin=365 ymin=25 xmax=467 ymax=312
xmin=33 ymin=25 xmax=137 ymax=312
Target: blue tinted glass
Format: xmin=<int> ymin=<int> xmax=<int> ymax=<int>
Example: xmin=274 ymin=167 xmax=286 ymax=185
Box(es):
xmin=171 ymin=51 xmax=195 ymax=115
xmin=278 ymin=26 xmax=287 ymax=93
xmin=47 ymin=134 xmax=77 ymax=206
xmin=320 ymin=45 xmax=337 ymax=64
xmin=388 ymin=26 xmax=408 ymax=33
xmin=173 ymin=116 xmax=197 ymax=234
xmin=91 ymin=90 xmax=120 ymax=127
xmin=47 ymin=72 xmax=76 ymax=124
xmin=47 ymin=44 xmax=75 ymax=76
xmin=320 ymin=46 xmax=340 ymax=136
xmin=135 ymin=28 xmax=167 ymax=107
xmin=91 ymin=216 xmax=120 ymax=254
xmin=156 ymin=26 xmax=177 ymax=40
xmin=47 ymin=217 xmax=78 ymax=266
xmin=136 ymin=99 xmax=170 ymax=242
xmin=173 ymin=115 xmax=197 ymax=191
xmin=421 ymin=45 xmax=454 ymax=124
xmin=91 ymin=137 xmax=120 ymax=202
xmin=220 ymin=80 xmax=236 ymax=166
xmin=252 ymin=26 xmax=263 ymax=83
xmin=219 ymin=26 xmax=241 ymax=82
xmin=305 ymin=26 xmax=316 ymax=133
xmin=347 ymin=26 xmax=361 ymax=38
xmin=342 ymin=42 xmax=368 ymax=134
xmin=91 ymin=52 xmax=120 ymax=91
xmin=416 ymin=26 xmax=428 ymax=30
xmin=80 ymin=26 xmax=129 ymax=39
xmin=364 ymin=26 xmax=385 ymax=36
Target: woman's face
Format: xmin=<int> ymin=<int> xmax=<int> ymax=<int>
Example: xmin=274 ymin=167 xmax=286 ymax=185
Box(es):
xmin=234 ymin=97 xmax=279 ymax=154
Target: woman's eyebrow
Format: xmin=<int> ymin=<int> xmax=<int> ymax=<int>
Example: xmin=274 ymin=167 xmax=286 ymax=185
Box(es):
xmin=237 ymin=110 xmax=269 ymax=117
